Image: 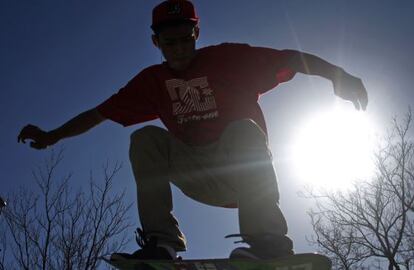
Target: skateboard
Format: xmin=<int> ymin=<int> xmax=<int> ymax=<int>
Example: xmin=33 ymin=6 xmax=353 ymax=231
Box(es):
xmin=102 ymin=253 xmax=331 ymax=270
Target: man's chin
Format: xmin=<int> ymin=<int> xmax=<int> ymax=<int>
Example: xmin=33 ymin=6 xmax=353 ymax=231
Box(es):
xmin=169 ymin=61 xmax=190 ymax=71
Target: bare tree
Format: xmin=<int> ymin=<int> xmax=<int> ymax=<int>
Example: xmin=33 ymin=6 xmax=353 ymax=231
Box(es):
xmin=0 ymin=149 xmax=133 ymax=270
xmin=0 ymin=217 xmax=6 ymax=270
xmin=0 ymin=197 xmax=6 ymax=269
xmin=308 ymin=110 xmax=414 ymax=270
xmin=0 ymin=197 xmax=5 ymax=210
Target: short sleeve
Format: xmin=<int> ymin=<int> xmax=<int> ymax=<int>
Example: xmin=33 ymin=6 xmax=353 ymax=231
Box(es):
xmin=96 ymin=70 xmax=158 ymax=127
xmin=229 ymin=44 xmax=297 ymax=94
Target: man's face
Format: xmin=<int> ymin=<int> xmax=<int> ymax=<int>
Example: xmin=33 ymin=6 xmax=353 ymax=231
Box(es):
xmin=153 ymin=23 xmax=199 ymax=71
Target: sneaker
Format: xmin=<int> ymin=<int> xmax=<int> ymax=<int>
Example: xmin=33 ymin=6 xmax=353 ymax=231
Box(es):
xmin=226 ymin=234 xmax=294 ymax=260
xmin=111 ymin=228 xmax=177 ymax=261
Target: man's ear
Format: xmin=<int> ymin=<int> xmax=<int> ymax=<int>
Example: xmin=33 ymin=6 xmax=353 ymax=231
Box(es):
xmin=152 ymin=34 xmax=159 ymax=48
xmin=194 ymin=26 xmax=200 ymax=40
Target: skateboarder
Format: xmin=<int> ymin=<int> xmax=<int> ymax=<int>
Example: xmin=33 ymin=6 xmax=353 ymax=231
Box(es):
xmin=18 ymin=0 xmax=367 ymax=261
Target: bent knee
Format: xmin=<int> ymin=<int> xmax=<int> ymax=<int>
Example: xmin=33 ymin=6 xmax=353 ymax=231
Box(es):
xmin=130 ymin=126 xmax=167 ymax=148
xmin=223 ymin=119 xmax=267 ymax=146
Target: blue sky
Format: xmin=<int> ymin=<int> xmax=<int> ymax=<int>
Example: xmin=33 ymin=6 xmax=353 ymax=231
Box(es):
xmin=1 ymin=0 xmax=414 ymax=262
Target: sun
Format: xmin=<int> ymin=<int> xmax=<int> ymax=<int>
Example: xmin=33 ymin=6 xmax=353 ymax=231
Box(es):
xmin=290 ymin=105 xmax=376 ymax=191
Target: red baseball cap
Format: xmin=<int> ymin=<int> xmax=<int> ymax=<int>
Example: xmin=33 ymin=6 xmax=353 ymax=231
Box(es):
xmin=152 ymin=0 xmax=199 ymax=31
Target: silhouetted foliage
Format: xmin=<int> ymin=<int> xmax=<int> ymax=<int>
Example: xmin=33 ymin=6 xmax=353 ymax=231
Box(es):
xmin=0 ymin=150 xmax=133 ymax=270
xmin=308 ymin=110 xmax=414 ymax=270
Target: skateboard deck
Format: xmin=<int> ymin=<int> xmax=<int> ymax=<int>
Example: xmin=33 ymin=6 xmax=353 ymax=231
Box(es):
xmin=102 ymin=253 xmax=331 ymax=270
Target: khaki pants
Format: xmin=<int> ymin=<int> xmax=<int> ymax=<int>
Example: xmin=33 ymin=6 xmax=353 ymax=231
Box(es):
xmin=129 ymin=119 xmax=292 ymax=252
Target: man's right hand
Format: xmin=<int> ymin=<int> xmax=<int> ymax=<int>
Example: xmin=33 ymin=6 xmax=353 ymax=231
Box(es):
xmin=332 ymin=72 xmax=368 ymax=111
xmin=17 ymin=124 xmax=58 ymax=150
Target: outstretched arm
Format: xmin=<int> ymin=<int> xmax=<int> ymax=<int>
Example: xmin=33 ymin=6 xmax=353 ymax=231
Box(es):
xmin=18 ymin=108 xmax=106 ymax=150
xmin=287 ymin=51 xmax=368 ymax=110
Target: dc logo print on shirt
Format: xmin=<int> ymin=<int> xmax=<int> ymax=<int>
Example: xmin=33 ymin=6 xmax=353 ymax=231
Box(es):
xmin=166 ymin=77 xmax=219 ymax=124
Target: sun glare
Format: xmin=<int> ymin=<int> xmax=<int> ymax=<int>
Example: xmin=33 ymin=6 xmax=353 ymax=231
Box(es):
xmin=291 ymin=105 xmax=376 ymax=191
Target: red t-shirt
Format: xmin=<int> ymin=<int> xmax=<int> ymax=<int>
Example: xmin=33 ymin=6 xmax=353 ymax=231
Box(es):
xmin=96 ymin=43 xmax=297 ymax=145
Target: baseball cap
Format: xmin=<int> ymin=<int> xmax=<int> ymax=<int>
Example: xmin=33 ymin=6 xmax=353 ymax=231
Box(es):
xmin=151 ymin=0 xmax=199 ymax=31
